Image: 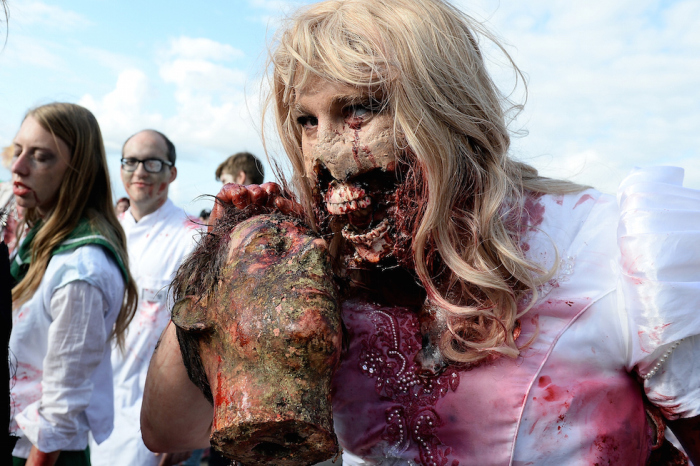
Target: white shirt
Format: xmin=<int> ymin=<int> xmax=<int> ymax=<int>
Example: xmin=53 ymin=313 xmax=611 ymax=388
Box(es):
xmin=10 ymin=245 xmax=125 ymax=458
xmin=90 ymin=199 xmax=198 ymax=466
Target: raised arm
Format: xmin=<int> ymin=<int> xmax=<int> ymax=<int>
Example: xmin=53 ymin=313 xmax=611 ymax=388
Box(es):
xmin=141 ymin=321 xmax=213 ymax=452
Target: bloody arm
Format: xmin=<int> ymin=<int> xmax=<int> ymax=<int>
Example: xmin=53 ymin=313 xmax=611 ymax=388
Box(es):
xmin=668 ymin=415 xmax=700 ymax=465
xmin=141 ymin=321 xmax=213 ymax=452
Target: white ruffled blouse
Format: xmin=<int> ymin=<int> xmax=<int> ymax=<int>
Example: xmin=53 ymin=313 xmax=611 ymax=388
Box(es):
xmin=333 ymin=166 xmax=700 ymax=465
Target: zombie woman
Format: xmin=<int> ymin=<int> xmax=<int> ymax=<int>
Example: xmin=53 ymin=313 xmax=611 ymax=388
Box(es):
xmin=141 ymin=0 xmax=700 ymax=464
xmin=9 ymin=103 xmax=137 ymax=466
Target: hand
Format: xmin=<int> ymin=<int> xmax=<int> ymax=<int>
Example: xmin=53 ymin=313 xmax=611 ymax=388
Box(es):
xmin=208 ymin=182 xmax=303 ymax=232
xmin=26 ymin=446 xmax=60 ymax=466
xmin=155 ymin=451 xmax=193 ymax=466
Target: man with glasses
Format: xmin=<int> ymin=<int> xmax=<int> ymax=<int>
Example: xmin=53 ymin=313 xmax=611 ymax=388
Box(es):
xmin=91 ymin=130 xmax=198 ymax=466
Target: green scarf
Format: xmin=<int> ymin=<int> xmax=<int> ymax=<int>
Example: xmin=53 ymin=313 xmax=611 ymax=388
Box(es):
xmin=10 ymin=218 xmax=128 ymax=284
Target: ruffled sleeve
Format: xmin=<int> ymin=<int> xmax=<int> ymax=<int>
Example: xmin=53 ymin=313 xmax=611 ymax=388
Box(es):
xmin=617 ymin=166 xmax=700 ymax=419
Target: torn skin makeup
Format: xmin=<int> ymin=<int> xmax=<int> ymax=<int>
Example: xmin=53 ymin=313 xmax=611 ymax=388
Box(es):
xmin=173 ymin=214 xmax=342 ymax=465
xmin=295 ymin=77 xmax=403 ymax=268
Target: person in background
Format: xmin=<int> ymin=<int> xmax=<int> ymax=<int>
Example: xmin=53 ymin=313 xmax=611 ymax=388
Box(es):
xmin=2 ymin=237 xmax=12 ymax=464
xmin=89 ymin=130 xmax=198 ymax=466
xmin=114 ymin=197 xmax=130 ymax=216
xmin=9 ymin=102 xmax=137 ymax=466
xmin=215 ymin=152 xmax=264 ymax=185
xmin=198 ymin=209 xmax=210 ymax=227
xmin=1 ymin=145 xmax=21 ymax=254
xmin=2 ymin=4 xmax=14 ymax=464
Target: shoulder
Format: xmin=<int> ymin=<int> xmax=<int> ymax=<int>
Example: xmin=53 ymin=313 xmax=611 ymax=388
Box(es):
xmin=46 ymin=244 xmax=123 ymax=292
xmin=522 ymin=189 xmax=619 ymax=270
xmin=616 ymin=167 xmax=700 ymax=365
xmin=160 ymin=200 xmax=201 ymax=243
xmin=118 ymin=207 xmax=134 ymax=225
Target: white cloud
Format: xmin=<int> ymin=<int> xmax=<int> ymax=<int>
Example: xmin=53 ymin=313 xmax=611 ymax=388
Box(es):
xmin=248 ymin=0 xmax=303 ymax=13
xmin=79 ymin=37 xmax=276 ymax=211
xmin=81 ymin=37 xmax=265 ymax=154
xmin=165 ymin=37 xmax=244 ymax=62
xmin=11 ymin=1 xmax=91 ymax=30
xmin=160 ymin=58 xmax=247 ymax=95
xmin=0 ymin=34 xmax=64 ymax=69
xmin=246 ymin=0 xmax=307 ymax=27
xmin=455 ymin=0 xmax=700 ymax=191
xmin=79 ymin=69 xmax=163 ymax=151
xmin=76 ymin=46 xmax=141 ymax=74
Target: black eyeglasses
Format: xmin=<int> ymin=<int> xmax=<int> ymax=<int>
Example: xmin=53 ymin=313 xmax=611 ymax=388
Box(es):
xmin=120 ymin=158 xmax=173 ymax=173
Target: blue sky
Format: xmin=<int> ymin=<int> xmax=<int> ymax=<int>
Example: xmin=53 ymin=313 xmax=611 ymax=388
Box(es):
xmin=1 ymin=0 xmax=699 ymax=214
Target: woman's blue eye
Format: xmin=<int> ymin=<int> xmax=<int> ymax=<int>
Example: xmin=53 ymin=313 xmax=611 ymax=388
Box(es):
xmin=348 ymin=104 xmax=370 ymax=118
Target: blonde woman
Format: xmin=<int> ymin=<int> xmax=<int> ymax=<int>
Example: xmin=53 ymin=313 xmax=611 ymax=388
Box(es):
xmin=142 ymin=0 xmax=700 ymax=464
xmin=9 ymin=103 xmax=137 ymax=466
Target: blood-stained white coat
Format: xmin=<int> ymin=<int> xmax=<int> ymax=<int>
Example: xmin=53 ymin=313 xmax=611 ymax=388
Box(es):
xmin=90 ymin=199 xmax=198 ymax=466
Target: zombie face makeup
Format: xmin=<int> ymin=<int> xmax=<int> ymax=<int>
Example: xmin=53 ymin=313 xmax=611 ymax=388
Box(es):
xmin=173 ymin=213 xmax=341 ymax=465
xmin=293 ymin=77 xmax=400 ymax=265
xmin=121 ymin=130 xmax=176 ymax=220
xmin=12 ymin=116 xmax=71 ymax=217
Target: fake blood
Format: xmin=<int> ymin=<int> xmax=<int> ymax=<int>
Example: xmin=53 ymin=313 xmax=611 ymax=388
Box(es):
xmin=172 ymin=214 xmax=341 ymax=466
xmin=574 ymin=194 xmax=595 ymax=209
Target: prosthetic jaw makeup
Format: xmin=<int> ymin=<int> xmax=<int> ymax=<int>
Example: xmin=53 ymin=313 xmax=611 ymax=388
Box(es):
xmin=294 ymin=77 xmax=400 ymax=265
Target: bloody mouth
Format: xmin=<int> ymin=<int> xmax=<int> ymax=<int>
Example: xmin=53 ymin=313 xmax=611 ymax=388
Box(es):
xmin=316 ymin=169 xmax=398 ymax=264
xmin=13 ymin=182 xmax=31 ymax=197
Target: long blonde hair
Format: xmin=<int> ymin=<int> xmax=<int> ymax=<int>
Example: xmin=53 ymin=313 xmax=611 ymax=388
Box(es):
xmin=268 ymin=0 xmax=586 ymax=365
xmin=12 ymin=103 xmax=137 ymax=349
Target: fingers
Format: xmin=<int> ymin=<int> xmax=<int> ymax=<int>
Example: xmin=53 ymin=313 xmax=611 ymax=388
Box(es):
xmin=215 ymin=183 xmax=243 ymax=204
xmin=263 ymin=182 xmax=304 ymax=216
xmin=274 ymin=197 xmax=304 ymax=217
xmin=247 ymin=185 xmax=268 ymax=206
xmin=228 ymin=184 xmax=251 ymax=210
xmin=208 ymin=182 xmax=304 ymax=232
xmin=209 ymin=184 xmax=241 ymax=232
xmin=261 ymin=182 xmax=281 ymax=207
xmin=209 ymin=184 xmax=247 ymax=232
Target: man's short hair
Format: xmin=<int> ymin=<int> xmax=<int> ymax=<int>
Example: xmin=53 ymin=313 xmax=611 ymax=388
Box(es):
xmin=122 ymin=129 xmax=177 ymax=166
xmin=215 ymin=152 xmax=264 ymax=185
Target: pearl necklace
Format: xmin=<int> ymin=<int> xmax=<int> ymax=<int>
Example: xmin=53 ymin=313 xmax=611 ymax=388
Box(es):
xmin=641 ymin=338 xmax=684 ymax=380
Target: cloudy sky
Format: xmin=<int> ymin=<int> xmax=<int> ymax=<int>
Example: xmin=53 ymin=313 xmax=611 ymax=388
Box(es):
xmin=1 ymin=0 xmax=698 ymax=214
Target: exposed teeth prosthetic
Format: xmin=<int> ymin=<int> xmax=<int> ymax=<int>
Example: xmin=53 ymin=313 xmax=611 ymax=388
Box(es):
xmin=341 ymin=218 xmax=392 ymax=263
xmin=323 ymin=181 xmax=393 ymax=264
xmin=324 ymin=183 xmax=372 ymax=215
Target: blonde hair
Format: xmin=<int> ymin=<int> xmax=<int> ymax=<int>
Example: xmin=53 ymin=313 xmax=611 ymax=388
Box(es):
xmin=268 ymin=0 xmax=586 ymax=365
xmin=13 ymin=103 xmax=137 ymax=349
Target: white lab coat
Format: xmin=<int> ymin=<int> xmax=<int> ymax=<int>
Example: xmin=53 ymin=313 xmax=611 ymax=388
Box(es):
xmin=90 ymin=199 xmax=199 ymax=466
